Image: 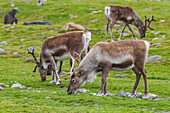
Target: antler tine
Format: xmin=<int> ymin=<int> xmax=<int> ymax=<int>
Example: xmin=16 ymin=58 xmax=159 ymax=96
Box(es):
xmin=32 ymin=65 xmax=38 ymax=72
xmin=74 ymin=51 xmax=81 ymax=64
xmin=145 ymin=15 xmax=156 ymax=30
xmin=27 ymin=48 xmax=39 ymax=65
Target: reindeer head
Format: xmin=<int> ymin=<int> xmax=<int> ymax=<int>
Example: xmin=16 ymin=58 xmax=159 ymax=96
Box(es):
xmin=138 ymin=15 xmax=156 ymax=38
xmin=27 ymin=49 xmax=48 ymax=82
xmin=67 ymin=68 xmax=88 ymax=94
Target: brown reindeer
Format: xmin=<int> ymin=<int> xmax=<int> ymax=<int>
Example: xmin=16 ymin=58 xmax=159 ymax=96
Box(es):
xmin=28 ymin=31 xmax=91 ymax=85
xmin=67 ymin=40 xmax=151 ymax=98
xmin=105 ymin=5 xmax=156 ymax=42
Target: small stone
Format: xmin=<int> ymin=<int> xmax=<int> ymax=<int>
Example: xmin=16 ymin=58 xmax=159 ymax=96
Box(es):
xmin=91 ymin=19 xmax=98 ymax=22
xmin=93 ymin=104 xmax=99 ymax=106
xmin=24 ymin=97 xmax=27 ymax=99
xmin=0 ymin=86 xmax=4 ymax=91
xmin=36 ymin=91 xmax=41 ymax=93
xmin=53 ymin=92 xmax=57 ymax=93
xmin=76 ymin=89 xmax=89 ymax=93
xmin=159 ymin=20 xmax=165 ymax=23
xmin=0 ymin=41 xmax=8 ymax=45
xmin=4 ymin=85 xmax=9 ymax=88
xmin=154 ymin=32 xmax=160 ymax=35
xmin=2 ymin=26 xmax=6 ymax=29
xmin=11 ymin=83 xmax=21 ymax=88
xmin=152 ymin=43 xmax=161 ymax=47
xmin=45 ymin=97 xmax=51 ymax=99
xmin=113 ymin=24 xmax=120 ymax=28
xmin=27 ymin=46 xmax=35 ymax=52
xmin=38 ymin=33 xmax=44 ymax=35
xmin=125 ymin=92 xmax=131 ymax=96
xmin=4 ymin=51 xmax=11 ymax=53
xmin=21 ymin=39 xmax=25 ymax=41
xmin=106 ymin=93 xmax=116 ymax=97
xmin=13 ymin=52 xmax=18 ymax=54
xmin=61 ymin=90 xmax=67 ymax=93
xmin=54 ymin=28 xmax=58 ymax=30
xmin=117 ymin=91 xmax=126 ymax=97
xmin=20 ymin=85 xmax=27 ymax=88
xmin=114 ymin=75 xmax=124 ymax=78
xmin=0 ymin=11 xmax=3 ymax=14
xmin=27 ymin=87 xmax=31 ymax=90
xmin=0 ymin=83 xmax=4 ymax=86
xmin=147 ymin=93 xmax=159 ymax=100
xmin=89 ymin=93 xmax=96 ymax=96
xmin=122 ymin=33 xmax=130 ymax=37
xmin=146 ymin=55 xmax=162 ymax=63
xmin=135 ymin=92 xmax=143 ymax=98
xmin=20 ymin=46 xmax=24 ymax=49
xmin=74 ymin=103 xmax=80 ymax=106
xmin=88 ymin=8 xmax=95 ymax=11
xmin=167 ymin=59 xmax=170 ymax=62
xmin=154 ymin=97 xmax=169 ymax=101
xmin=152 ymin=38 xmax=163 ymax=41
xmin=26 ymin=58 xmax=34 ymax=62
xmin=0 ymin=48 xmax=5 ymax=54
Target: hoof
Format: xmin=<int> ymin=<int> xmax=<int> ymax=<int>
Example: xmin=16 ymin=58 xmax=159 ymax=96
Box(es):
xmin=56 ymin=80 xmax=61 ymax=86
xmin=117 ymin=38 xmax=121 ymax=41
xmin=111 ymin=39 xmax=115 ymax=42
xmin=49 ymin=80 xmax=55 ymax=83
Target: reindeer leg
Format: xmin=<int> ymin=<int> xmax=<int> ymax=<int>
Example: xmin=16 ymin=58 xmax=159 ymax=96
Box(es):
xmin=58 ymin=61 xmax=63 ymax=75
xmin=117 ymin=24 xmax=127 ymax=41
xmin=110 ymin=22 xmax=115 ymax=42
xmin=130 ymin=67 xmax=141 ymax=97
xmin=105 ymin=19 xmax=110 ymax=42
xmin=50 ymin=61 xmax=58 ymax=83
xmin=97 ymin=65 xmax=110 ymax=96
xmin=127 ymin=25 xmax=137 ymax=40
xmin=141 ymin=69 xmax=149 ymax=98
xmin=49 ymin=56 xmax=60 ymax=85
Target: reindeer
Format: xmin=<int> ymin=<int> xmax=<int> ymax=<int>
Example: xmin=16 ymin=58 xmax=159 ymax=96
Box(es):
xmin=67 ymin=40 xmax=151 ymax=98
xmin=27 ymin=31 xmax=91 ymax=85
xmin=104 ymin=5 xmax=156 ymax=42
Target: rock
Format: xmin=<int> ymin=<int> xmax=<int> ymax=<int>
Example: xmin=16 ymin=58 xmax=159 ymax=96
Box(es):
xmin=45 ymin=97 xmax=51 ymax=99
xmin=135 ymin=92 xmax=143 ymax=98
xmin=102 ymin=24 xmax=120 ymax=29
xmin=117 ymin=91 xmax=126 ymax=97
xmin=0 ymin=11 xmax=3 ymax=14
xmin=152 ymin=43 xmax=161 ymax=47
xmin=106 ymin=93 xmax=116 ymax=97
xmin=114 ymin=75 xmax=125 ymax=78
xmin=61 ymin=22 xmax=85 ymax=31
xmin=93 ymin=104 xmax=99 ymax=106
xmin=38 ymin=33 xmax=44 ymax=35
xmin=0 ymin=48 xmax=5 ymax=54
xmin=21 ymin=39 xmax=25 ymax=41
xmin=152 ymin=38 xmax=163 ymax=41
xmin=146 ymin=55 xmax=162 ymax=63
xmin=154 ymin=97 xmax=170 ymax=101
xmin=88 ymin=8 xmax=95 ymax=11
xmin=4 ymin=85 xmax=9 ymax=88
xmin=0 ymin=83 xmax=4 ymax=86
xmin=13 ymin=52 xmax=18 ymax=54
xmin=89 ymin=93 xmax=96 ymax=96
xmin=146 ymin=93 xmax=158 ymax=100
xmin=20 ymin=46 xmax=24 ymax=49
xmin=154 ymin=32 xmax=160 ymax=35
xmin=11 ymin=83 xmax=26 ymax=88
xmin=0 ymin=41 xmax=8 ymax=45
xmin=74 ymin=103 xmax=80 ymax=106
xmin=76 ymin=89 xmax=89 ymax=93
xmin=26 ymin=58 xmax=34 ymax=62
xmin=122 ymin=33 xmax=130 ymax=37
xmin=61 ymin=90 xmax=67 ymax=93
xmin=0 ymin=86 xmax=4 ymax=91
xmin=159 ymin=20 xmax=165 ymax=23
xmin=125 ymin=92 xmax=131 ymax=97
xmin=4 ymin=51 xmax=11 ymax=53
xmin=167 ymin=59 xmax=170 ymax=62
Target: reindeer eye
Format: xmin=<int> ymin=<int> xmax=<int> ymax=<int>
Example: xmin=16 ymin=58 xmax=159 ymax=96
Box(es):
xmin=72 ymin=79 xmax=76 ymax=83
xmin=78 ymin=71 xmax=83 ymax=75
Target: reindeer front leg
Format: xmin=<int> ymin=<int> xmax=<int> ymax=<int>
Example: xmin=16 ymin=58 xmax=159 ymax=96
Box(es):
xmin=127 ymin=25 xmax=137 ymax=40
xmin=117 ymin=24 xmax=127 ymax=41
xmin=97 ymin=65 xmax=111 ymax=96
xmin=130 ymin=67 xmax=141 ymax=97
xmin=49 ymin=56 xmax=60 ymax=85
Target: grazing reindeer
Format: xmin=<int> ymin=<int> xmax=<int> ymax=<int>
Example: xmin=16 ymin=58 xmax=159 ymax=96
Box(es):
xmin=67 ymin=40 xmax=151 ymax=98
xmin=104 ymin=5 xmax=156 ymax=42
xmin=4 ymin=9 xmax=18 ymax=24
xmin=28 ymin=31 xmax=91 ymax=85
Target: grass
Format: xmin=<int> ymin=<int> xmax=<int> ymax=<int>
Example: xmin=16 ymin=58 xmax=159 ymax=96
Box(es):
xmin=0 ymin=0 xmax=170 ymax=112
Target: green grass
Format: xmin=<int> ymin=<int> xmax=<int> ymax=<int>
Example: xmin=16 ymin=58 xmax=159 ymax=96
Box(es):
xmin=0 ymin=0 xmax=170 ymax=112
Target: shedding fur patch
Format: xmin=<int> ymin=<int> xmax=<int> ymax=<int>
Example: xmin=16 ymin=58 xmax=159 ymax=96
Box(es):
xmin=144 ymin=41 xmax=150 ymax=62
xmin=105 ymin=6 xmax=111 ymax=20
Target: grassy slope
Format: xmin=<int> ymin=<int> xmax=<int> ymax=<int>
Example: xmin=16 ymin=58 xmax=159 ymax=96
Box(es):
xmin=0 ymin=0 xmax=169 ymax=112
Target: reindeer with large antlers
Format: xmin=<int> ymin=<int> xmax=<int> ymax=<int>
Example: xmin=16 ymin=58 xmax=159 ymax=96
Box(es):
xmin=104 ymin=5 xmax=156 ymax=42
xmin=27 ymin=31 xmax=91 ymax=85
